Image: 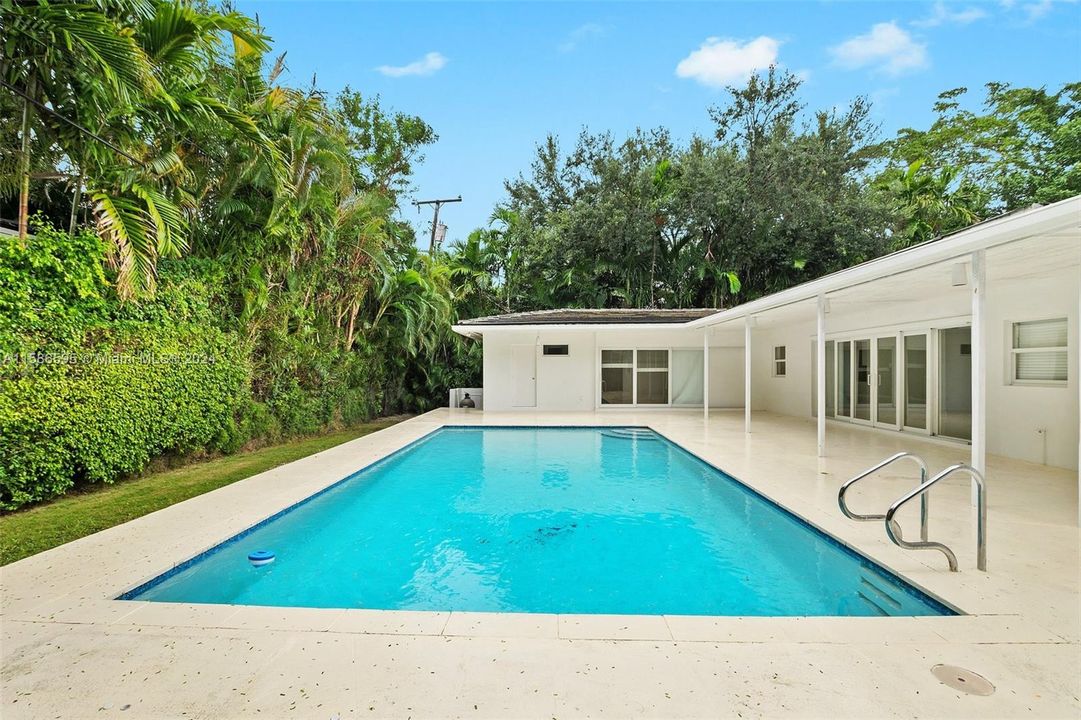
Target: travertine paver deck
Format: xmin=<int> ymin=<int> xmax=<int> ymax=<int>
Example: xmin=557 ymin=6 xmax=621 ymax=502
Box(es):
xmin=1 ymin=409 xmax=1078 ymax=718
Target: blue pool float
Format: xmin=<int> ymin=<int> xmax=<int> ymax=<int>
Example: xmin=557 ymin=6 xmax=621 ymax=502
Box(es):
xmin=248 ymin=550 xmax=275 ymax=567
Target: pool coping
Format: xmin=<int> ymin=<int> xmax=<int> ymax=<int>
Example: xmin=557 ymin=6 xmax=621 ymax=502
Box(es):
xmin=3 ymin=412 xmax=1065 ymax=646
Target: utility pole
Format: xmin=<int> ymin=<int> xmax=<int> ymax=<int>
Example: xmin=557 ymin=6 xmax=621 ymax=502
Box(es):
xmin=413 ymin=195 xmax=461 ymax=254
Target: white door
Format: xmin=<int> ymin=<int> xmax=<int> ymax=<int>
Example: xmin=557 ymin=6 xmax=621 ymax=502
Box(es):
xmin=511 ymin=344 xmax=536 ymax=407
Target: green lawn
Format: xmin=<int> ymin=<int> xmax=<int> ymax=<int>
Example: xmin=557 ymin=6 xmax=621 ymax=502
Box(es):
xmin=0 ymin=417 xmax=408 ymax=566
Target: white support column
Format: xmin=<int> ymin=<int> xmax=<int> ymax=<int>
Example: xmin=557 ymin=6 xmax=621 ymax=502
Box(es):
xmin=744 ymin=316 xmax=752 ymax=433
xmin=971 ymin=250 xmax=987 ymax=505
xmin=703 ymin=330 xmax=710 ymax=421
xmin=817 ymin=296 xmax=827 ymax=458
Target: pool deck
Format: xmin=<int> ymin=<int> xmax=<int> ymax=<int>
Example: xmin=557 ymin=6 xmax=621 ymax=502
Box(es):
xmin=2 ymin=409 xmax=1078 ymax=719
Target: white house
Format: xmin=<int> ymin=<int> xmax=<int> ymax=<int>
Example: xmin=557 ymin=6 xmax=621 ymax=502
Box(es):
xmin=454 ymin=196 xmax=1081 ymax=485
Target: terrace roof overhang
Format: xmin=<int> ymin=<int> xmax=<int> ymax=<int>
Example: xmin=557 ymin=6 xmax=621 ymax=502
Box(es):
xmin=687 ymin=195 xmax=1081 ymax=330
xmin=450 ymin=322 xmax=698 ymax=340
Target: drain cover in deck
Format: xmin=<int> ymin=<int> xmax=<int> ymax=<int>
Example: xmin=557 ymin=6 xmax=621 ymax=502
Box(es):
xmin=931 ymin=665 xmax=995 ymax=696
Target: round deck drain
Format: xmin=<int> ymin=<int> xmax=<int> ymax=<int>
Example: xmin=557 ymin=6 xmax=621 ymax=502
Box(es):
xmin=931 ymin=665 xmax=995 ymax=696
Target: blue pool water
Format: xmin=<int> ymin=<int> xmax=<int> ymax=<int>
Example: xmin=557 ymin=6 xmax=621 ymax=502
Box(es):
xmin=122 ymin=427 xmax=954 ymax=616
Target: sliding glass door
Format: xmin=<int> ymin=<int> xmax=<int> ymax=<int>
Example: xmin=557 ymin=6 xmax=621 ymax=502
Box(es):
xmin=937 ymin=327 xmax=972 ymax=440
xmin=837 ymin=341 xmax=852 ymax=418
xmin=876 ymin=337 xmax=897 ymax=426
xmin=818 ymin=329 xmax=970 ymax=441
xmin=825 ymin=335 xmax=902 ymax=429
xmin=825 ymin=341 xmax=836 ymax=417
xmin=671 ymin=349 xmax=704 ymax=406
xmin=853 ymin=339 xmax=872 ymax=422
xmin=903 ymin=334 xmax=928 ymax=431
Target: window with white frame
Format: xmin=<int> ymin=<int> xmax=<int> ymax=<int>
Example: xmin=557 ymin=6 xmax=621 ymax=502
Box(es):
xmin=600 ymin=349 xmax=634 ymax=404
xmin=1011 ymin=318 xmax=1068 ymax=384
xmin=773 ymin=346 xmax=787 ymax=377
xmin=599 ymin=349 xmax=671 ymax=405
xmin=635 ymin=349 xmax=669 ymax=404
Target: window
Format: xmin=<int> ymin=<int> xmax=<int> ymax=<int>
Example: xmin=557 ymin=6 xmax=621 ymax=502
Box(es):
xmin=542 ymin=344 xmax=569 ymax=356
xmin=1011 ymin=318 xmax=1068 ymax=384
xmin=599 ymin=349 xmax=670 ymax=405
xmin=600 ymin=349 xmax=633 ymax=405
xmin=636 ymin=349 xmax=669 ymax=404
xmin=773 ymin=346 xmax=787 ymax=377
xmin=671 ymin=349 xmax=704 ymax=406
xmin=810 ymin=340 xmax=835 ymax=418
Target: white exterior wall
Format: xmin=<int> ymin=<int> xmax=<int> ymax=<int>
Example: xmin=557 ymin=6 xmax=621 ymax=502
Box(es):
xmin=480 ymin=328 xmax=749 ymax=411
xmin=709 ymin=345 xmax=745 ymax=408
xmin=471 ymin=239 xmax=1078 ymax=469
xmin=743 ymin=266 xmax=1079 ymax=470
xmin=752 ymin=326 xmax=809 ymax=416
xmin=481 ymin=331 xmax=597 ymax=412
xmin=985 ymin=269 xmax=1078 ymax=469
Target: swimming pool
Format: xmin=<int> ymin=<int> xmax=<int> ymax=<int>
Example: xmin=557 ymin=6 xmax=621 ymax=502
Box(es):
xmin=121 ymin=426 xmax=955 ymax=616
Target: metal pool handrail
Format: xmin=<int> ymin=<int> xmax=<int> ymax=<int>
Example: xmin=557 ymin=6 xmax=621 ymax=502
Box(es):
xmin=885 ymin=463 xmax=987 ymax=573
xmin=838 ymin=452 xmax=930 ymax=542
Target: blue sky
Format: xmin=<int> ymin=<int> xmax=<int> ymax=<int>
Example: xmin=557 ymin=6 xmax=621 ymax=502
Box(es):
xmin=238 ymin=1 xmax=1081 ymax=246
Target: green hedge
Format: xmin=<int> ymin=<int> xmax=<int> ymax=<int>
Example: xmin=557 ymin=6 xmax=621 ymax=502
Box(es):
xmin=0 ymin=326 xmax=251 ymax=509
xmin=0 ymin=221 xmax=390 ymax=511
xmin=0 ymin=223 xmax=252 ymax=509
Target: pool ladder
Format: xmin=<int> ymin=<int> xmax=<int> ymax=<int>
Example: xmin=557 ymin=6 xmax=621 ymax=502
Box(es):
xmin=838 ymin=452 xmax=987 ymax=572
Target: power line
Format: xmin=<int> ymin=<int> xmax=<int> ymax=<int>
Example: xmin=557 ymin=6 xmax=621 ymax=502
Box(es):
xmin=0 ymin=78 xmax=142 ymax=164
xmin=412 ymin=195 xmax=461 ymax=254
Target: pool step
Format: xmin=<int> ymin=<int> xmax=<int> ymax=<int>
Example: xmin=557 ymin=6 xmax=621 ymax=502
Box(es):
xmin=856 ymin=574 xmax=905 ymax=616
xmin=600 ymin=428 xmax=658 ymax=441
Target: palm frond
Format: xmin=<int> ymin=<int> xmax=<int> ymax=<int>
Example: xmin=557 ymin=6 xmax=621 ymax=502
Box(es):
xmin=93 ymin=190 xmax=157 ymax=299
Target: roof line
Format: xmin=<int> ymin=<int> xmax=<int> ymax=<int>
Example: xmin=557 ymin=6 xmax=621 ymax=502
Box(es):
xmin=452 ymin=322 xmax=701 ymax=334
xmin=689 ymin=196 xmax=1081 ymax=329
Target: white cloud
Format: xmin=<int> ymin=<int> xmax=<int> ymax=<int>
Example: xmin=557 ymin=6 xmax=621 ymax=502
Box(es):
xmin=829 ymin=22 xmax=928 ymax=76
xmin=912 ymin=2 xmax=987 ymax=26
xmin=1001 ymin=0 xmax=1076 ymax=23
xmin=559 ymin=23 xmax=605 ymax=53
xmin=376 ymin=52 xmax=447 ymax=78
xmin=1023 ymin=0 xmax=1054 ymax=20
xmin=675 ymin=36 xmax=781 ymax=88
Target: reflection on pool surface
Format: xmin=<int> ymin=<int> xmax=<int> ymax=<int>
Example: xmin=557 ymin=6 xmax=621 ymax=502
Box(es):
xmin=122 ymin=426 xmax=954 ymax=616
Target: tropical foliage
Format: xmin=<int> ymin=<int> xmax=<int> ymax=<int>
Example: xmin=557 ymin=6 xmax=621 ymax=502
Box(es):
xmin=1 ymin=1 xmax=1077 ymax=508
xmin=0 ymin=0 xmax=464 ymax=508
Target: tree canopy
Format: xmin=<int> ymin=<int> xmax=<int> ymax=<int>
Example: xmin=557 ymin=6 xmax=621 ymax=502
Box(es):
xmin=1 ymin=1 xmax=1076 ymax=508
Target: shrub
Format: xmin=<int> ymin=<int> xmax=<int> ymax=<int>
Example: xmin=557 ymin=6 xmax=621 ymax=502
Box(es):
xmin=0 ymin=221 xmax=414 ymax=511
xmin=0 ymin=224 xmax=253 ymax=509
xmin=0 ymin=325 xmax=251 ymax=509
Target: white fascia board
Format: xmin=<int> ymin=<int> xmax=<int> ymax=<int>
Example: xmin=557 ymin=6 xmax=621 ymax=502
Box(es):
xmin=452 ymin=323 xmax=699 ymax=336
xmin=688 ymin=196 xmax=1081 ymax=329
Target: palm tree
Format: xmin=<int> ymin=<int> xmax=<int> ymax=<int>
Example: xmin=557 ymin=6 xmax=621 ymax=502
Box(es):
xmin=1 ymin=0 xmax=270 ymax=297
xmin=1 ymin=0 xmax=157 ymax=241
xmin=446 ymin=229 xmax=500 ymax=318
xmin=879 ymin=160 xmax=985 ymax=249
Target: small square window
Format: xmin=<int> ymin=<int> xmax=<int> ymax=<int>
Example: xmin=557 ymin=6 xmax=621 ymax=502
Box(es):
xmin=1010 ymin=318 xmax=1067 ymax=384
xmin=773 ymin=346 xmax=787 ymax=377
xmin=543 ymin=344 xmax=569 ymax=356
